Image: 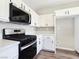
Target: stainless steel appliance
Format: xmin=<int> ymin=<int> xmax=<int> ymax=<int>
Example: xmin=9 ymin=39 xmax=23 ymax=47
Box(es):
xmin=3 ymin=28 xmax=37 ymax=59
xmin=9 ymin=3 xmax=31 ymax=24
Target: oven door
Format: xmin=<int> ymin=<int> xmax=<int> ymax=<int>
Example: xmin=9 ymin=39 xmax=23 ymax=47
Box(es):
xmin=20 ymin=40 xmax=37 ymax=59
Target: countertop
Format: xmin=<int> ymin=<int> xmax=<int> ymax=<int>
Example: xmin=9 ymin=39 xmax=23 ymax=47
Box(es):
xmin=0 ymin=39 xmax=20 ymax=50
xmin=36 ymin=34 xmax=56 ymax=37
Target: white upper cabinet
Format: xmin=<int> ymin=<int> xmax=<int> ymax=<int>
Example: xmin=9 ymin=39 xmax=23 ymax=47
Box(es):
xmin=0 ymin=0 xmax=9 ymax=22
xmin=55 ymin=7 xmax=79 ymax=18
xmin=11 ymin=0 xmax=22 ymax=8
xmin=24 ymin=3 xmax=30 ymax=13
xmin=55 ymin=9 xmax=70 ymax=17
xmin=39 ymin=14 xmax=56 ymax=27
xmin=11 ymin=0 xmax=40 ymax=26
xmin=70 ymin=7 xmax=79 ymax=16
xmin=37 ymin=35 xmax=43 ymax=54
xmin=30 ymin=9 xmax=39 ymax=27
xmin=11 ymin=0 xmax=30 ymax=13
xmin=0 ymin=0 xmax=39 ymax=24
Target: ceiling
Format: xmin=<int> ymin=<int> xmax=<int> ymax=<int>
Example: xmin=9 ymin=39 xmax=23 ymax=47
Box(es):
xmin=23 ymin=0 xmax=79 ymax=14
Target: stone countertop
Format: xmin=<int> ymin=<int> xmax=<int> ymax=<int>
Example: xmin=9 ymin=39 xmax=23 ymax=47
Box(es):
xmin=0 ymin=39 xmax=20 ymax=50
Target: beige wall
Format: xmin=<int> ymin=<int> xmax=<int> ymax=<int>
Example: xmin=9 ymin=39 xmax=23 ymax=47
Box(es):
xmin=56 ymin=17 xmax=75 ymax=50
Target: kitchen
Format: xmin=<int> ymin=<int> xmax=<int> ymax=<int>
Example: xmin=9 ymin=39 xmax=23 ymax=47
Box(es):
xmin=0 ymin=0 xmax=79 ymax=59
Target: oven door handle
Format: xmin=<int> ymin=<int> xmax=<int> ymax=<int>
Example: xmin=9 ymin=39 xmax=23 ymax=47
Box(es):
xmin=21 ymin=40 xmax=36 ymax=51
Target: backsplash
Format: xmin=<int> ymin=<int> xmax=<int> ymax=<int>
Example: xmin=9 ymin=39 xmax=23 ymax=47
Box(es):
xmin=0 ymin=22 xmax=35 ymax=39
xmin=0 ymin=22 xmax=55 ymax=39
xmin=35 ymin=27 xmax=54 ymax=35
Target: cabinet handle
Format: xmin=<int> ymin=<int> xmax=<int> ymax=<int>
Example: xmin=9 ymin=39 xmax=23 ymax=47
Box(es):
xmin=68 ymin=11 xmax=69 ymax=14
xmin=39 ymin=41 xmax=40 ymax=44
xmin=29 ymin=9 xmax=30 ymax=12
xmin=34 ymin=23 xmax=36 ymax=25
xmin=53 ymin=26 xmax=55 ymax=32
xmin=65 ymin=11 xmax=66 ymax=14
xmin=52 ymin=40 xmax=53 ymax=43
xmin=21 ymin=4 xmax=23 ymax=8
xmin=24 ymin=6 xmax=25 ymax=10
xmin=65 ymin=11 xmax=67 ymax=14
xmin=65 ymin=11 xmax=69 ymax=15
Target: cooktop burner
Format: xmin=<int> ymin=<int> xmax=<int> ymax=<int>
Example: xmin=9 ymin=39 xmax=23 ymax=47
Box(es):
xmin=3 ymin=34 xmax=37 ymax=47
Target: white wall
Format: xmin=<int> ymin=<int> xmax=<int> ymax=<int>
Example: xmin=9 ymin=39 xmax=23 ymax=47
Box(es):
xmin=56 ymin=17 xmax=75 ymax=50
xmin=74 ymin=16 xmax=79 ymax=52
xmin=0 ymin=22 xmax=35 ymax=39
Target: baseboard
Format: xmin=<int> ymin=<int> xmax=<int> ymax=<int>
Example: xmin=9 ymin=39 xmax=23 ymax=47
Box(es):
xmin=56 ymin=47 xmax=75 ymax=51
xmin=42 ymin=49 xmax=55 ymax=53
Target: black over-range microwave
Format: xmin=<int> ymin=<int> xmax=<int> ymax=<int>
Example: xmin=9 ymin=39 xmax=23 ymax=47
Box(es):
xmin=9 ymin=3 xmax=31 ymax=24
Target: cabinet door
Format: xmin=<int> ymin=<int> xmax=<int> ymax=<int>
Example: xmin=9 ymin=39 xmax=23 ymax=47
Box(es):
xmin=55 ymin=7 xmax=79 ymax=17
xmin=0 ymin=0 xmax=9 ymax=22
xmin=12 ymin=55 xmax=18 ymax=59
xmin=42 ymin=36 xmax=55 ymax=51
xmin=70 ymin=7 xmax=79 ymax=16
xmin=39 ymin=15 xmax=45 ymax=27
xmin=45 ymin=14 xmax=54 ymax=26
xmin=40 ymin=14 xmax=54 ymax=27
xmin=0 ymin=45 xmax=19 ymax=59
xmin=55 ymin=9 xmax=70 ymax=17
xmin=30 ymin=10 xmax=39 ymax=26
xmin=11 ymin=0 xmax=22 ymax=8
xmin=24 ymin=3 xmax=30 ymax=13
xmin=11 ymin=0 xmax=30 ymax=14
xmin=37 ymin=37 xmax=43 ymax=54
xmin=20 ymin=2 xmax=30 ymax=12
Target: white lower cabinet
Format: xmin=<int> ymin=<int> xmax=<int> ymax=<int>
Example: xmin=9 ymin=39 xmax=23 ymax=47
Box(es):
xmin=0 ymin=44 xmax=19 ymax=59
xmin=42 ymin=36 xmax=56 ymax=52
xmin=37 ymin=35 xmax=56 ymax=54
xmin=12 ymin=55 xmax=18 ymax=59
xmin=37 ymin=35 xmax=43 ymax=54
